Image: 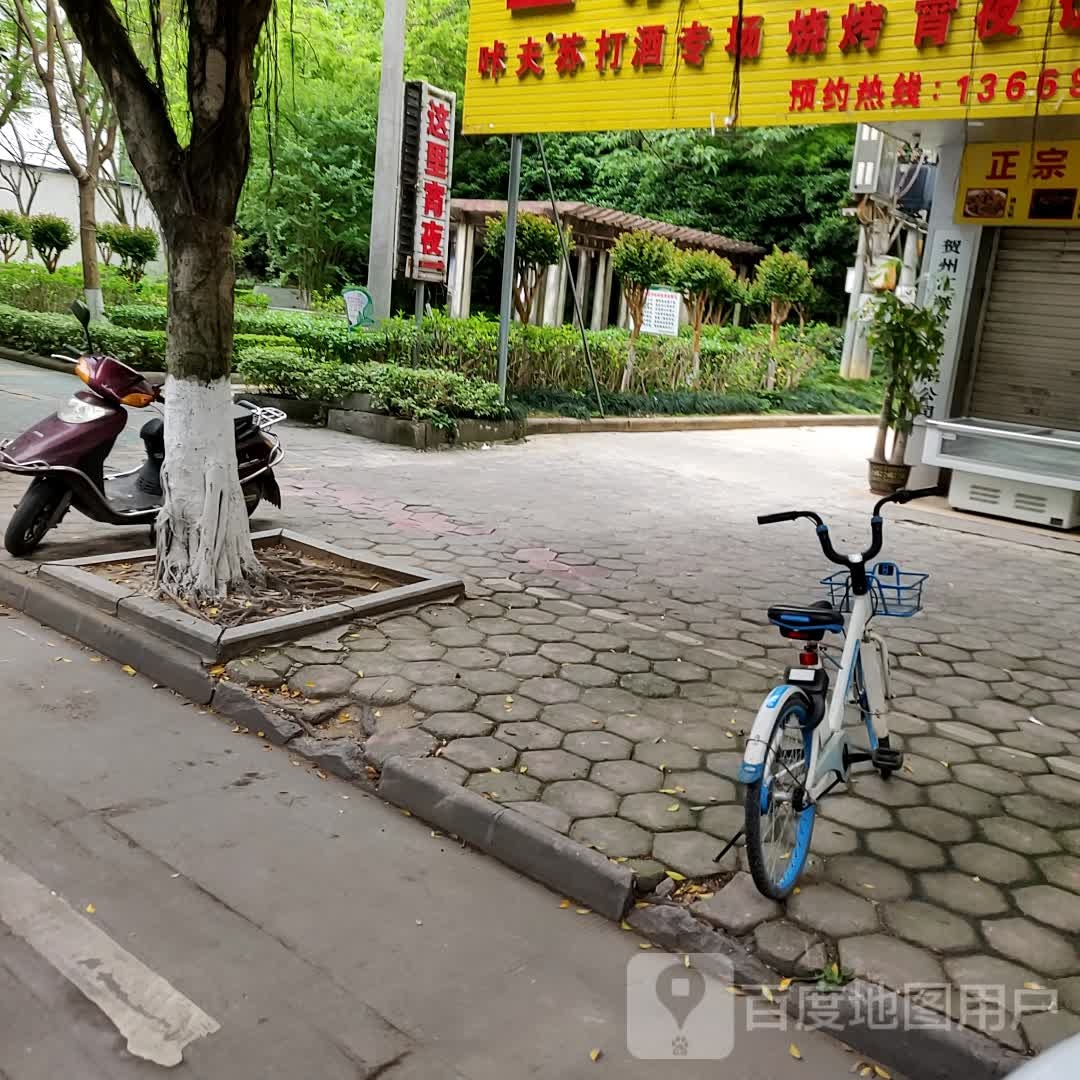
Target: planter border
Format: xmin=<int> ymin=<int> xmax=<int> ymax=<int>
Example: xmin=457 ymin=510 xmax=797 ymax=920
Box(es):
xmin=35 ymin=528 xmax=464 ymax=661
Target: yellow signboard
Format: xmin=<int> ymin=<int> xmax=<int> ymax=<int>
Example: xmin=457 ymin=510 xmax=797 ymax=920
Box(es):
xmin=463 ymin=0 xmax=1080 ymax=134
xmin=956 ymin=139 xmax=1080 ymax=225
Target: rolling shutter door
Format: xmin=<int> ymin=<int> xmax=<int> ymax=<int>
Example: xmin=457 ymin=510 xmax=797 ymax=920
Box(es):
xmin=969 ymin=229 xmax=1080 ymax=429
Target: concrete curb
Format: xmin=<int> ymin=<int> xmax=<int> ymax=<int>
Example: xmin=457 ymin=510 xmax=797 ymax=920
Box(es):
xmin=526 ymin=413 xmax=875 ymax=436
xmin=378 ymin=756 xmax=634 ymax=921
xmin=628 ymin=903 xmax=1024 ymax=1080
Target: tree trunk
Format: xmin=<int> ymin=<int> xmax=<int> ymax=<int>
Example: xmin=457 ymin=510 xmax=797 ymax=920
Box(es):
xmin=155 ymin=218 xmax=261 ymax=604
xmin=889 ymin=427 xmax=909 ymax=466
xmin=873 ymin=385 xmax=894 ymax=462
xmin=621 ymin=322 xmax=639 ymax=393
xmin=76 ymin=176 xmax=104 ymax=320
xmin=688 ymin=303 xmax=703 ymax=386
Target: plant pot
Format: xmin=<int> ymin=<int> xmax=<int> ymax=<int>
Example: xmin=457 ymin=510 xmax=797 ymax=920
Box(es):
xmin=868 ymin=459 xmax=911 ymax=494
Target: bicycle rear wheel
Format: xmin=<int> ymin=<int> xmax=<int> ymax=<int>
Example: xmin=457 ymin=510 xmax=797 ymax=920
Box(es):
xmin=744 ymin=694 xmax=816 ymax=900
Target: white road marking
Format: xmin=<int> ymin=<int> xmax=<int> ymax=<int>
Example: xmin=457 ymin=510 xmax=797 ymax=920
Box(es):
xmin=0 ymin=855 xmax=219 ymax=1067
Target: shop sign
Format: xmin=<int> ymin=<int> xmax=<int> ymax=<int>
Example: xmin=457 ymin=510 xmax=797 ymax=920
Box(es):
xmin=956 ymin=140 xmax=1080 ymax=226
xmin=464 ymin=0 xmax=1080 ymax=133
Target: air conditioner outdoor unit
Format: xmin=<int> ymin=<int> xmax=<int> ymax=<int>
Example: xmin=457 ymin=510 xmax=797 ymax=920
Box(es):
xmin=849 ymin=124 xmax=901 ymax=197
xmin=949 ymin=471 xmax=1080 ymax=529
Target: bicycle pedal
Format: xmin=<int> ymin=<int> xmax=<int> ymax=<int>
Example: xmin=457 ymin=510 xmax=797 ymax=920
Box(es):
xmin=871 ymin=746 xmax=903 ymax=771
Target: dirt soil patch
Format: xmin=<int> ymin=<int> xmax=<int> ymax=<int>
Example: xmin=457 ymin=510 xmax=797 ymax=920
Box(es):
xmin=90 ymin=543 xmax=400 ymax=627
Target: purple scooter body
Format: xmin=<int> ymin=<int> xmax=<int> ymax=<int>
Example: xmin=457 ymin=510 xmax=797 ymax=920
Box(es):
xmin=1 ymin=349 xmax=284 ymax=555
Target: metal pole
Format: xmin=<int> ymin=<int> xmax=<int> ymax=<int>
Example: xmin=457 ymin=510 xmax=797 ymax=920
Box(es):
xmin=366 ymin=0 xmax=406 ymax=322
xmin=496 ymin=135 xmax=522 ymax=403
xmin=413 ymin=281 xmax=425 ymax=365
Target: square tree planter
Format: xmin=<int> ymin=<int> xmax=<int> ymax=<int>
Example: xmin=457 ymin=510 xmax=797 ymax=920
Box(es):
xmin=36 ymin=529 xmax=464 ymax=662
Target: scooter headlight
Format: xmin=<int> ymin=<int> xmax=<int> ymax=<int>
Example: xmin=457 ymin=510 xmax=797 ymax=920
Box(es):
xmin=74 ymin=357 xmax=92 ymax=385
xmin=58 ymin=396 xmax=113 ymax=423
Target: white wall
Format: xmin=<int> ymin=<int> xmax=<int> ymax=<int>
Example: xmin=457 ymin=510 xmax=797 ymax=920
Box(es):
xmin=0 ymin=162 xmax=165 ymax=273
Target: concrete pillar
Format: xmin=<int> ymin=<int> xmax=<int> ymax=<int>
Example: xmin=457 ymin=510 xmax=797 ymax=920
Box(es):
xmin=840 ymin=224 xmax=869 ymax=378
xmin=555 ymin=257 xmax=569 ymax=325
xmin=574 ymin=248 xmax=591 ymax=328
xmin=449 ymin=221 xmax=468 ymax=317
xmin=542 ymin=263 xmax=560 ymax=325
xmin=601 ymin=253 xmax=615 ymax=329
xmin=617 ymin=288 xmax=628 ymax=330
xmin=460 ymin=224 xmax=476 ymax=318
xmin=590 ymin=251 xmax=608 ymax=330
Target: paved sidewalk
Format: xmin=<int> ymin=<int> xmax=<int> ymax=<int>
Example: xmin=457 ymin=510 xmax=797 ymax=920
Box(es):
xmin=3 ymin=361 xmax=1079 ymax=1057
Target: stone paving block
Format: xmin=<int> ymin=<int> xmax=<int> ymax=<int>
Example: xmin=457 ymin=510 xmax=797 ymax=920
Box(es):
xmin=343 ymin=653 xmax=405 ymax=677
xmin=580 ymin=687 xmax=641 ymax=713
xmin=850 ymin=775 xmax=925 ymax=807
xmin=589 ymin=760 xmax=663 ymax=795
xmin=432 ymin=626 xmax=485 ymax=648
xmin=1002 ymin=794 xmax=1080 ymax=829
xmin=632 ymin=739 xmax=702 ymax=772
xmin=897 ymin=806 xmax=975 ymax=844
xmin=569 ymin=816 xmax=652 ymax=857
xmin=698 ymin=803 xmax=746 ymax=845
xmin=411 ymin=685 xmax=477 ymax=713
xmin=443 ymin=646 xmax=500 ymax=670
xmin=827 ymin=854 xmax=913 ymax=902
xmin=1038 ymin=854 xmax=1080 ymax=894
xmin=522 ymin=624 xmax=575 ymax=644
xmin=441 ymin=736 xmax=517 ymax=772
xmin=494 ymin=721 xmax=563 ymax=751
xmin=901 ymin=755 xmax=955 ymax=785
xmin=1028 ymin=773 xmax=1080 ymax=806
xmin=867 ymin=829 xmax=946 ymax=870
xmin=421 ymin=712 xmax=493 ymax=739
xmin=465 ymin=771 xmax=541 ymax=803
xmin=538 ymin=642 xmax=594 ymax=664
xmin=949 ymin=763 xmax=1028 ymax=796
xmin=539 ymin=702 xmax=606 ymax=733
xmin=653 ymin=829 xmax=736 ymax=877
xmin=476 ymin=694 xmax=541 ymax=722
xmin=619 ymin=672 xmax=679 ymax=699
xmin=753 ymin=920 xmax=823 ymax=977
xmin=576 ymin=632 xmax=628 ymax=652
xmin=1015 ymin=885 xmax=1080 ymax=932
xmin=953 ymin=842 xmax=1034 ymax=885
xmin=819 ymin=795 xmax=894 ymax=831
xmin=288 ymin=664 xmax=357 ymax=697
xmin=364 ymin=728 xmax=437 ymax=769
xmin=978 ymin=745 xmax=1048 ymax=776
xmin=935 ymin=720 xmax=998 ymax=747
xmin=694 ymin=872 xmax=782 ymax=935
xmin=396 ymin=756 xmax=467 ymax=786
xmin=560 ymin=663 xmax=618 ymax=689
xmin=652 ymin=660 xmax=710 ymax=684
xmin=927 ymin=783 xmax=1002 ymax=819
xmin=350 ymin=675 xmax=415 ymax=706
xmin=982 ymin=917 xmax=1080 ymax=976
xmin=907 ymin=736 xmax=978 ymax=765
xmin=388 ymin=640 xmax=446 ymax=662
xmin=518 ymin=749 xmax=590 ymax=782
xmin=1022 ymin=1009 xmax=1080 ymax=1054
xmin=999 ymin=729 xmax=1071 ymax=756
xmin=224 ymin=658 xmax=283 ymax=688
xmin=594 ymin=652 xmax=650 ymax=675
xmin=378 ymin=615 xmax=429 ymax=639
xmin=1032 ymin=704 xmax=1080 ymax=732
xmin=958 ymin=700 xmax=1033 ymax=731
xmin=893 ymin=696 xmax=952 ymax=721
xmin=981 ymin=816 xmax=1061 ymax=855
xmin=811 ymin=819 xmax=859 ymax=856
xmin=500 ymin=654 xmax=558 ymax=679
xmin=511 ymin=800 xmax=571 ymax=835
xmin=662 ymin=771 xmax=735 ymax=806
xmin=788 ymin=883 xmax=879 ymax=937
xmin=704 ymin=752 xmax=743 ymax=782
xmin=919 ymin=871 xmax=1009 ymax=916
xmin=456 ymin=669 xmax=519 ymax=696
xmin=944 ymin=954 xmax=1047 ymax=1013
xmin=485 ymin=633 xmax=539 ymax=656
xmin=882 ymin=900 xmax=978 ymax=952
xmin=562 ymin=730 xmax=632 ymax=762
xmin=618 ymin=792 xmax=695 ymax=831
xmin=604 ymin=713 xmax=670 ymax=742
xmin=343 ymin=630 xmax=390 ymax=652
xmin=543 ymin=779 xmax=619 ymax=820
xmin=838 ymin=934 xmax=945 ymax=991
xmin=517 ymin=677 xmax=581 ymax=705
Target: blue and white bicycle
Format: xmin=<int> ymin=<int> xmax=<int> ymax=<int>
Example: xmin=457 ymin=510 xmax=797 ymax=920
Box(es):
xmin=732 ymin=487 xmax=938 ymax=900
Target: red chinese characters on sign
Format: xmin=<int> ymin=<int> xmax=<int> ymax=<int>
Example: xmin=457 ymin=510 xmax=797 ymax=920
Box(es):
xmin=839 ymin=2 xmax=886 ymax=52
xmin=1033 ymin=147 xmax=1069 ymax=179
xmin=1062 ymin=0 xmax=1080 ymax=31
xmin=790 ymin=78 xmax=818 ymax=110
xmin=595 ymin=30 xmax=627 ymax=72
xmin=679 ymin=20 xmax=713 ymax=66
xmin=987 ymin=149 xmax=1021 ymax=180
xmin=726 ymin=15 xmax=765 ymax=58
xmin=478 ymin=41 xmax=508 ymax=80
xmin=788 ymin=8 xmax=829 ymax=56
xmin=412 ymin=84 xmax=455 ymax=283
xmin=893 ymin=71 xmax=922 ymax=106
xmin=914 ymin=0 xmax=958 ymax=47
xmin=823 ymin=75 xmax=852 ymax=109
xmin=975 ymin=0 xmax=1021 ymax=41
xmin=856 ymin=74 xmax=885 ymax=109
xmin=517 ymin=37 xmax=544 ymax=79
xmin=555 ymin=33 xmax=586 ymax=75
xmin=633 ymin=24 xmax=666 ymax=68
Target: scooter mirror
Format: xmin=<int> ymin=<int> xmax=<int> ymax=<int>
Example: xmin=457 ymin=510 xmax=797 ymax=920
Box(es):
xmin=70 ymin=300 xmax=90 ymax=328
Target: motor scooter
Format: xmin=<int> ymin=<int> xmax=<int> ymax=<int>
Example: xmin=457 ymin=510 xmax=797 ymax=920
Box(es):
xmin=0 ymin=301 xmax=284 ymax=556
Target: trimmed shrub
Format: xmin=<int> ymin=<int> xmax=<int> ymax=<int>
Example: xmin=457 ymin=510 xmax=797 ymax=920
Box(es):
xmin=102 ymin=223 xmax=159 ymax=281
xmin=0 ymin=263 xmax=146 ymax=311
xmin=29 ymin=214 xmax=76 ymax=273
xmin=0 ymin=210 xmax=30 ymax=262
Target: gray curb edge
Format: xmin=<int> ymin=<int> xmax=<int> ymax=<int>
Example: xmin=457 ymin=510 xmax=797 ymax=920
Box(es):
xmin=627 ymin=903 xmax=1024 ymax=1080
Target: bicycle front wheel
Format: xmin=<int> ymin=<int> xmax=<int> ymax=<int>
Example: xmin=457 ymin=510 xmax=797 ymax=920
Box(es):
xmin=745 ymin=694 xmax=816 ymax=900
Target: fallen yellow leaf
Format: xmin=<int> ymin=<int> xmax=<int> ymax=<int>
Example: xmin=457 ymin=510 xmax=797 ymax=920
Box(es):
xmin=793 ymin=886 xmax=801 ymax=894
xmin=305 ymin=681 xmax=316 ymax=688
xmin=761 ymin=986 xmax=775 ymax=1003
xmin=789 ymin=1043 xmax=802 ymax=1061
xmin=88 ymin=656 xmax=101 ymax=662
xmin=666 ymin=804 xmax=680 ymax=812
xmin=519 ymin=766 xmax=528 ymax=774
xmin=490 ymin=766 xmax=502 ymax=774
xmin=862 ymin=882 xmax=876 ymax=890
xmin=210 ymin=664 xmax=226 ymax=676
xmin=315 ymin=770 xmax=328 ymax=780
xmin=1024 ymin=982 xmax=1044 ymax=990
xmin=638 ymin=943 xmax=652 ymax=950
xmin=85 ymin=903 xmax=96 ymax=914
xmin=725 ymin=986 xmax=744 ymax=996
xmin=830 ymin=962 xmax=839 ymax=978
xmin=620 ymin=920 xmax=632 ymax=931
xmin=683 ymin=955 xmax=691 ymax=969
xmin=779 ymin=977 xmax=793 ymax=991
xmin=560 ymin=899 xmax=572 ymax=909
xmin=861 ymin=1068 xmax=873 ymax=1077
xmin=634 ymin=900 xmax=651 ymax=909
xmin=665 ymin=870 xmax=686 ymax=881
xmin=121 ymin=665 xmax=136 ymax=676
xmin=576 ymin=908 xmax=591 ymax=915
xmin=873 ymin=1067 xmax=891 ymax=1079
xmin=589 ymin=1049 xmax=602 ymax=1063
xmin=658 ymin=788 xmax=677 ymax=795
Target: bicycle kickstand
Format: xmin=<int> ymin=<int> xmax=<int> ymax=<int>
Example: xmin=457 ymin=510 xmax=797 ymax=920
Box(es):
xmin=714 ymin=830 xmax=745 ymax=864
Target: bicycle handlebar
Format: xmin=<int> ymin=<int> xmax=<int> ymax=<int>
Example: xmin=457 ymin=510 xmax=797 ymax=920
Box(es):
xmin=757 ymin=487 xmax=941 ymax=592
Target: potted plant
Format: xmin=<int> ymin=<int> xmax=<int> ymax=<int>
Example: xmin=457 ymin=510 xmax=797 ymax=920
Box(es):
xmin=864 ymin=287 xmax=950 ymax=494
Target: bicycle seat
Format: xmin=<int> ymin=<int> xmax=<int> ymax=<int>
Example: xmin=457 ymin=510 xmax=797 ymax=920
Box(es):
xmin=768 ymin=604 xmax=845 ymax=639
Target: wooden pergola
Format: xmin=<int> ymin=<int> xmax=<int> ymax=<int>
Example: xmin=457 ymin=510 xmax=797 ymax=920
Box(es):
xmin=447 ymin=199 xmax=764 ymax=330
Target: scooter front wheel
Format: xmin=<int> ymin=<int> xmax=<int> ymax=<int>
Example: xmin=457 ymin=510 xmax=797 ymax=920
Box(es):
xmin=5 ymin=477 xmax=68 ymax=556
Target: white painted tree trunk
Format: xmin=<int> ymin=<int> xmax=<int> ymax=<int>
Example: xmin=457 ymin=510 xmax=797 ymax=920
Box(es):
xmin=155 ymin=375 xmax=261 ymax=604
xmin=84 ymin=287 xmax=105 ymax=322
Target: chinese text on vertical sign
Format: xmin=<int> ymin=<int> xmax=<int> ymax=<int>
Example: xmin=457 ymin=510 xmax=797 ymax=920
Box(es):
xmin=413 ymin=85 xmax=456 ymax=283
xmin=463 ymin=0 xmax=1080 ymax=133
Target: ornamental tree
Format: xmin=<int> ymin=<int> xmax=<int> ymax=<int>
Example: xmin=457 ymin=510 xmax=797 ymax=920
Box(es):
xmin=610 ymin=229 xmax=675 ymax=392
xmin=483 ymin=211 xmax=566 ymax=324
xmin=58 ymin=0 xmax=274 ymax=603
xmin=0 ymin=208 xmax=29 ymax=261
xmin=752 ymin=248 xmax=813 ymax=388
xmin=105 ymin=222 xmax=159 ymax=281
xmin=670 ymin=249 xmax=737 ymax=384
xmin=28 ymin=212 xmax=74 ymax=272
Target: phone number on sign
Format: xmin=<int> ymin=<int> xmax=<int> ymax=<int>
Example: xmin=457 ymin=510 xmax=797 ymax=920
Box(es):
xmin=787 ymin=68 xmax=1080 ymax=113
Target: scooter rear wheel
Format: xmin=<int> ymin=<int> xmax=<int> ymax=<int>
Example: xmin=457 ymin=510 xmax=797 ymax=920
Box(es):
xmin=5 ymin=477 xmax=67 ymax=557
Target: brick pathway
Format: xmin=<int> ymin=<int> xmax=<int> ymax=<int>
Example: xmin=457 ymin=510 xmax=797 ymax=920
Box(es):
xmin=4 ymin=415 xmax=1080 ymax=1054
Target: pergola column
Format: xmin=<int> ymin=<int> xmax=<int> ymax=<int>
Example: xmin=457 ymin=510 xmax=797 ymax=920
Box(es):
xmin=574 ymin=248 xmax=591 ymax=328
xmin=449 ymin=221 xmax=468 ymax=317
xmin=542 ymin=263 xmax=561 ymax=325
xmin=460 ymin=224 xmax=476 ymax=318
xmin=590 ymin=250 xmax=608 ymax=330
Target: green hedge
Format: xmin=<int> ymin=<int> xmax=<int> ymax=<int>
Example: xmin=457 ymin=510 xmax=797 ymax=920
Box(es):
xmin=0 ymin=263 xmax=151 ymax=312
xmin=236 ymin=345 xmax=508 ymax=432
